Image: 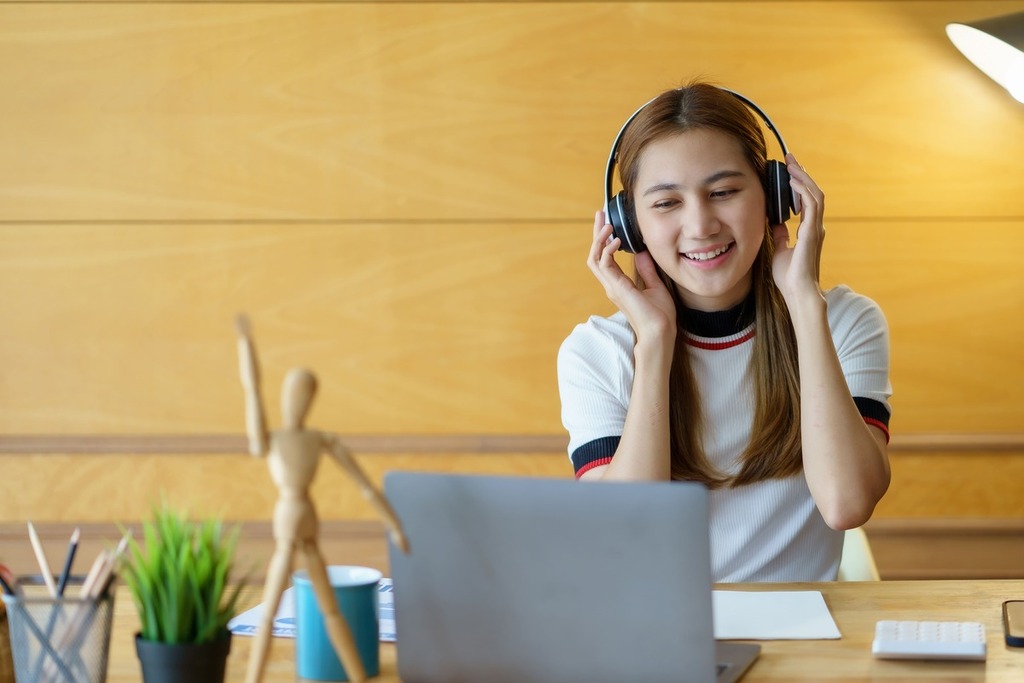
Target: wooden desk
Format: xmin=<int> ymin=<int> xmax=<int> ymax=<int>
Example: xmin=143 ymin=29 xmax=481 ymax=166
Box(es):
xmin=101 ymin=579 xmax=1023 ymax=682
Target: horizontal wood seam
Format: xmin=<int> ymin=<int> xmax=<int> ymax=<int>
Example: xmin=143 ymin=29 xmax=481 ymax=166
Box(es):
xmin=2 ymin=433 xmax=1024 ymax=455
xmin=0 ymin=434 xmax=568 ymax=454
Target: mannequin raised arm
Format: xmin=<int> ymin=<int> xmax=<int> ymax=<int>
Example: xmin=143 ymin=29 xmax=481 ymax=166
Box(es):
xmin=323 ymin=435 xmax=410 ymax=554
xmin=235 ymin=314 xmax=269 ymax=457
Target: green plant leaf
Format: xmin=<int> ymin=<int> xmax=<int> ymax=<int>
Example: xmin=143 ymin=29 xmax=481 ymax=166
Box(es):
xmin=120 ymin=504 xmax=245 ymax=645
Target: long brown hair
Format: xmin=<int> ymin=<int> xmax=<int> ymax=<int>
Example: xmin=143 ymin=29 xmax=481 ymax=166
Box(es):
xmin=617 ymin=82 xmax=802 ymax=487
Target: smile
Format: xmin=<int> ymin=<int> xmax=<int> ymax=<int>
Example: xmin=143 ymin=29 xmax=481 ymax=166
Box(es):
xmin=683 ymin=243 xmax=734 ymax=261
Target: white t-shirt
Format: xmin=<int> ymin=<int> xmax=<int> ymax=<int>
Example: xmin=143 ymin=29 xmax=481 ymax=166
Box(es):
xmin=557 ymin=286 xmax=892 ymax=582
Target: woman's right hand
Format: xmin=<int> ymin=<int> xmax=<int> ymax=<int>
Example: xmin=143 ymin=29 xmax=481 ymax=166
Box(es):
xmin=588 ymin=210 xmax=677 ymax=346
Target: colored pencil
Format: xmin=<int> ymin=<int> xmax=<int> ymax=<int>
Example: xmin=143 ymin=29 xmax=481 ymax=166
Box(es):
xmin=55 ymin=527 xmax=81 ymax=597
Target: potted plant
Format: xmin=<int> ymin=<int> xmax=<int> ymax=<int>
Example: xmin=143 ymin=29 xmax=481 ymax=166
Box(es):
xmin=120 ymin=504 xmax=245 ymax=683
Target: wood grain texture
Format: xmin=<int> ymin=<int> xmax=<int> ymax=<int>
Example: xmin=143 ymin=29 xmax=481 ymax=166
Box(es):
xmin=821 ymin=219 xmax=1024 ymax=434
xmin=0 ymin=434 xmax=570 ymax=455
xmin=3 ymin=220 xmax=1022 ymax=436
xmin=3 ymin=432 xmax=1024 ymax=455
xmin=867 ymin=518 xmax=1024 ymax=579
xmin=0 ymin=453 xmax=574 ymax=523
xmin=0 ymin=451 xmax=1020 ymax=523
xmin=0 ymin=2 xmax=1020 ymax=221
xmin=0 ymin=223 xmax=605 ymax=435
xmin=874 ymin=452 xmax=1024 ymax=518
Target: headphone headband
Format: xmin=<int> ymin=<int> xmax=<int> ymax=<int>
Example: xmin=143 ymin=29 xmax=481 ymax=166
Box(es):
xmin=603 ymin=87 xmax=790 ymax=207
xmin=602 ymin=86 xmax=798 ymax=253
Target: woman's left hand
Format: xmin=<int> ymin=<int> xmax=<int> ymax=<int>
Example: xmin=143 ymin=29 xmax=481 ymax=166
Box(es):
xmin=771 ymin=153 xmax=825 ymax=304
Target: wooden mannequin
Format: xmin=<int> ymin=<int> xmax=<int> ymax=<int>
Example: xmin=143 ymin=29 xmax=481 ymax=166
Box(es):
xmin=235 ymin=315 xmax=409 ymax=683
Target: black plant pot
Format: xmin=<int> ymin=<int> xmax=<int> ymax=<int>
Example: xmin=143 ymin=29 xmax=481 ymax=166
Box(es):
xmin=135 ymin=631 xmax=232 ymax=683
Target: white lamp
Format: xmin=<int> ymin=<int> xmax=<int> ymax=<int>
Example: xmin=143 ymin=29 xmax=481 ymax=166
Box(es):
xmin=946 ymin=11 xmax=1024 ymax=103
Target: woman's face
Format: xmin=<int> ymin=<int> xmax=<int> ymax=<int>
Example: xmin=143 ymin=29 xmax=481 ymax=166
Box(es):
xmin=632 ymin=128 xmax=767 ymax=312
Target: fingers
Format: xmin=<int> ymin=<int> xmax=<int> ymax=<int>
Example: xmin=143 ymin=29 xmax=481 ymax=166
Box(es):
xmin=785 ymin=153 xmax=824 ymax=218
xmin=633 ymin=250 xmax=660 ymax=289
xmin=782 ymin=155 xmax=824 ymax=284
xmin=592 ymin=209 xmax=604 ymax=242
xmin=588 ymin=209 xmax=645 ymax=309
xmin=588 ymin=210 xmax=621 ymax=274
xmin=772 ymin=224 xmax=791 ymax=251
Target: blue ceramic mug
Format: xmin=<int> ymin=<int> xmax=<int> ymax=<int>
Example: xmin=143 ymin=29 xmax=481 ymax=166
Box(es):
xmin=293 ymin=566 xmax=382 ymax=682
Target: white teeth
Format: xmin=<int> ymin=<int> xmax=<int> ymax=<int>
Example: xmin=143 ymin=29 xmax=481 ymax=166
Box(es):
xmin=684 ymin=244 xmax=732 ymax=261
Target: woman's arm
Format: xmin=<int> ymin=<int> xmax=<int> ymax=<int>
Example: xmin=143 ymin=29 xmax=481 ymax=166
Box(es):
xmin=788 ymin=296 xmax=890 ymax=529
xmin=773 ymin=155 xmax=890 ymax=529
xmin=579 ymin=330 xmax=674 ymax=481
xmin=577 ymin=212 xmax=677 ymax=481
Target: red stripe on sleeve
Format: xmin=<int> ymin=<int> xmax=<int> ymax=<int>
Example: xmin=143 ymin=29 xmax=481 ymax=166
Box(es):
xmin=864 ymin=417 xmax=890 ymax=444
xmin=575 ymin=457 xmax=613 ymax=479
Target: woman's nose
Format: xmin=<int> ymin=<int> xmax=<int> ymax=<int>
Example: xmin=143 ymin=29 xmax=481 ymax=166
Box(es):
xmin=682 ymin=200 xmax=721 ymax=239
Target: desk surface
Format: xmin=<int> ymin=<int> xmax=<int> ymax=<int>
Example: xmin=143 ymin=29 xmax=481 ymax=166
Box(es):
xmin=99 ymin=579 xmax=1024 ymax=682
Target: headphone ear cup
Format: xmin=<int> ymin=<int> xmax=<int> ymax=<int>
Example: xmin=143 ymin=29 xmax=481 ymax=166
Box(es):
xmin=764 ymin=160 xmax=793 ymax=226
xmin=608 ymin=191 xmax=646 ymax=254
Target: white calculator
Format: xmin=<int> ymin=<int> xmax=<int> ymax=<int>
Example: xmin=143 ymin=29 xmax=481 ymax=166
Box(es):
xmin=872 ymin=620 xmax=987 ymax=661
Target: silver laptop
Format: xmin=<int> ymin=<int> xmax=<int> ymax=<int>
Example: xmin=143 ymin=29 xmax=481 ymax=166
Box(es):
xmin=384 ymin=472 xmax=759 ymax=683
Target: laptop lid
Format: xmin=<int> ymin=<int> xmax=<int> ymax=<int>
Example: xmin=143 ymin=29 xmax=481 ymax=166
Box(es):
xmin=384 ymin=472 xmax=758 ymax=683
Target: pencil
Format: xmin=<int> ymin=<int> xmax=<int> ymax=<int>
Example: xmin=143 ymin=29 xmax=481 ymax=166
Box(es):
xmin=27 ymin=520 xmax=58 ymax=597
xmin=82 ymin=531 xmax=130 ymax=599
xmin=103 ymin=532 xmax=131 ymax=593
xmin=55 ymin=527 xmax=81 ymax=597
xmin=79 ymin=550 xmax=109 ymax=599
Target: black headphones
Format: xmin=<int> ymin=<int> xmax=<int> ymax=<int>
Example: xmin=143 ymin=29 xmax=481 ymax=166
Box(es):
xmin=604 ymin=87 xmax=801 ymax=254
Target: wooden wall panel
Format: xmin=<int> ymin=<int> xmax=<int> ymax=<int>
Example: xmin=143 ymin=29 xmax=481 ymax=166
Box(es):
xmin=0 ymin=223 xmax=605 ymax=435
xmin=877 ymin=453 xmax=1024 ymax=518
xmin=0 ymin=451 xmax=1020 ymax=524
xmin=820 ymin=220 xmax=1024 ymax=434
xmin=3 ymin=220 xmax=1022 ymax=437
xmin=867 ymin=519 xmax=1024 ymax=580
xmin=0 ymin=453 xmax=573 ymax=524
xmin=2 ymin=0 xmax=1022 ymax=581
xmin=0 ymin=2 xmax=1020 ymax=222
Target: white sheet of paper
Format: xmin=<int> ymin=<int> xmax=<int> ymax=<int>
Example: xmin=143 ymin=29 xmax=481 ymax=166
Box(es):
xmin=228 ymin=578 xmax=396 ymax=642
xmin=713 ymin=590 xmax=841 ymax=640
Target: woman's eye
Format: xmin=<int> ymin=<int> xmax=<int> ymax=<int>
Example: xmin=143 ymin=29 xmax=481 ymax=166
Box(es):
xmin=710 ymin=189 xmax=737 ymax=199
xmin=652 ymin=199 xmax=679 ymax=210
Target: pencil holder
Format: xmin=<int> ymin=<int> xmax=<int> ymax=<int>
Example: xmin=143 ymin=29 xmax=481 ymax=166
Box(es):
xmin=1 ymin=599 xmax=15 ymax=683
xmin=0 ymin=577 xmax=114 ymax=683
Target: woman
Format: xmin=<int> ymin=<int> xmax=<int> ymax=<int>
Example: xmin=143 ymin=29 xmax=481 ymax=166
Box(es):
xmin=557 ymin=82 xmax=891 ymax=582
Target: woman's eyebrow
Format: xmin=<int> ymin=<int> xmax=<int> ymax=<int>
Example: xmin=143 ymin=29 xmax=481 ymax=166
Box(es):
xmin=642 ymin=182 xmax=682 ymax=196
xmin=641 ymin=169 xmax=747 ymax=196
xmin=703 ymin=169 xmax=746 ymax=185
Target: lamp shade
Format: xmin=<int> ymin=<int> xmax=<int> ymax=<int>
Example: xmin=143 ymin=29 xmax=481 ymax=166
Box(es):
xmin=946 ymin=11 xmax=1024 ymax=103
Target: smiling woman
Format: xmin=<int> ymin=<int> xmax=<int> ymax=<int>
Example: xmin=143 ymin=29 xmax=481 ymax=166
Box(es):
xmin=558 ymin=82 xmax=892 ymax=583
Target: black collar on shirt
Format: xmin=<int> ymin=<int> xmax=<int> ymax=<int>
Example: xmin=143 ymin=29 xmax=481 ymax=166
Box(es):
xmin=679 ymin=290 xmax=756 ymax=338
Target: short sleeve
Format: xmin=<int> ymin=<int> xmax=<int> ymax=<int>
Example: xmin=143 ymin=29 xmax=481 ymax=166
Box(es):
xmin=825 ymin=286 xmax=893 ymax=438
xmin=556 ymin=313 xmax=635 ymax=475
